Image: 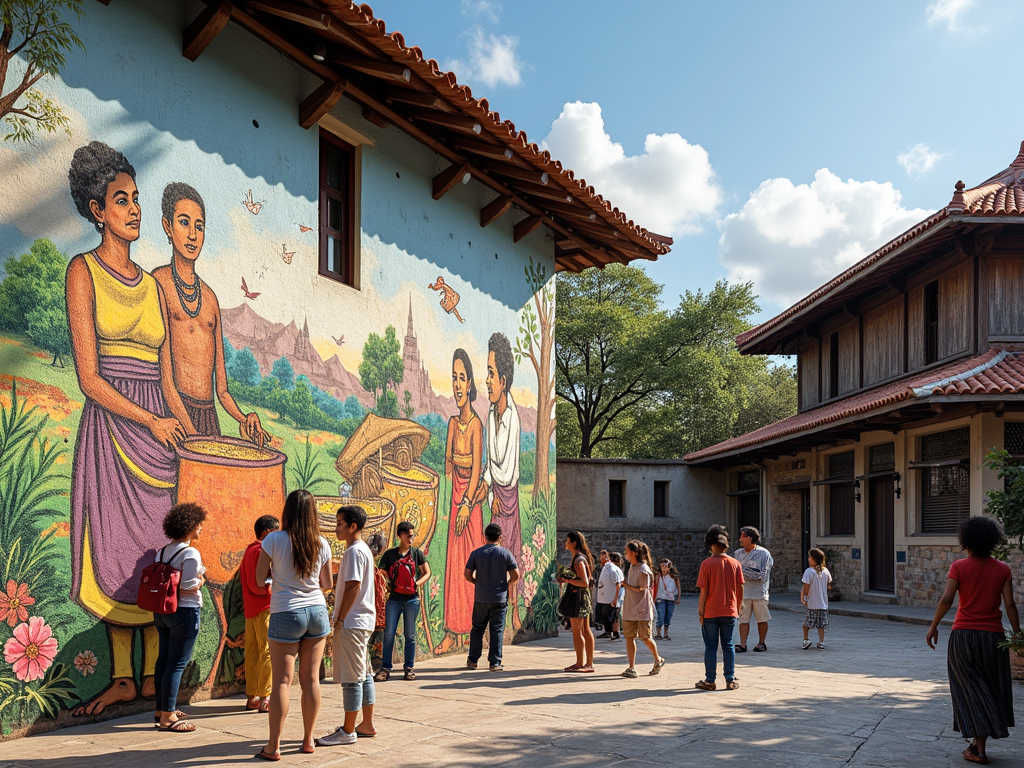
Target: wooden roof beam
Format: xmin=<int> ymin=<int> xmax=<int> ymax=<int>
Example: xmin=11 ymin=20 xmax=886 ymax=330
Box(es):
xmin=452 ymin=137 xmax=522 ymax=164
xmin=482 ymin=161 xmax=549 ymax=186
xmin=385 ymin=86 xmax=454 ymax=112
xmin=406 ymin=108 xmax=482 ymax=135
xmin=299 ymin=80 xmax=346 ymax=129
xmin=513 ymin=214 xmax=542 ymax=243
xmin=183 ymin=1 xmax=232 ymax=61
xmin=433 ymin=163 xmax=471 ymax=200
xmin=246 ymin=0 xmax=378 ymax=56
xmin=508 ymin=179 xmax=572 ymax=204
xmin=332 ymin=52 xmax=411 ymax=84
xmin=480 ymin=195 xmax=514 ymax=228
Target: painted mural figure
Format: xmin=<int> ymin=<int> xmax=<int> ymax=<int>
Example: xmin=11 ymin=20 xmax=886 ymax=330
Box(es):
xmin=483 ymin=333 xmax=523 ymax=630
xmin=64 ymin=142 xmax=195 ymax=716
xmin=428 ymin=276 xmax=465 ymax=323
xmin=438 ymin=349 xmax=486 ymax=651
xmin=151 ymin=182 xmax=269 ymax=443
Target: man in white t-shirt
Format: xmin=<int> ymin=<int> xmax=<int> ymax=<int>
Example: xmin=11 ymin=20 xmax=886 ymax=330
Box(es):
xmin=595 ymin=549 xmax=624 ymax=639
xmin=734 ymin=526 xmax=774 ymax=653
xmin=317 ymin=506 xmax=377 ymax=747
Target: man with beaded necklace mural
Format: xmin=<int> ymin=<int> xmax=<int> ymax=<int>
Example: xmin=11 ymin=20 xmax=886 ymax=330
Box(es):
xmin=151 ymin=183 xmax=269 ymax=445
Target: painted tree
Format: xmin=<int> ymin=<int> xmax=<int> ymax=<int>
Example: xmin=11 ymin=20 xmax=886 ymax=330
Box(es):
xmin=0 ymin=0 xmax=83 ymax=143
xmin=25 ymin=280 xmax=69 ymax=366
xmin=0 ymin=238 xmax=66 ymax=331
xmin=271 ymin=357 xmax=294 ymax=389
xmin=402 ymin=389 xmax=414 ymax=419
xmin=514 ymin=257 xmax=555 ymax=500
xmin=228 ymin=347 xmax=261 ymax=387
xmin=358 ymin=325 xmax=403 ymax=416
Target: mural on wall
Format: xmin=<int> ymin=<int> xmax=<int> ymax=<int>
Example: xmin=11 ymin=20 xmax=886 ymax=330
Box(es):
xmin=0 ymin=8 xmax=559 ymax=733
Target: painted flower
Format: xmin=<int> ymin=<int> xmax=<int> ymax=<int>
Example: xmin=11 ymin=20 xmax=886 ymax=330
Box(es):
xmin=520 ymin=546 xmax=535 ymax=574
xmin=4 ymin=616 xmax=58 ymax=682
xmin=430 ymin=580 xmax=440 ymax=599
xmin=73 ymin=649 xmax=98 ymax=677
xmin=532 ymin=525 xmax=545 ymax=552
xmin=521 ymin=576 xmax=538 ymax=607
xmin=0 ymin=580 xmax=35 ymax=628
xmin=537 ymin=552 xmax=550 ymax=573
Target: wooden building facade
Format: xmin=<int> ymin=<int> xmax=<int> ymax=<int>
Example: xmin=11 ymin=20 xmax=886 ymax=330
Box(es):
xmin=687 ymin=145 xmax=1024 ymax=606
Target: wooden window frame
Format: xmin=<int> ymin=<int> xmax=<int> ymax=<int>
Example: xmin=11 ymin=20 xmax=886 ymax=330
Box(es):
xmin=318 ymin=128 xmax=359 ymax=289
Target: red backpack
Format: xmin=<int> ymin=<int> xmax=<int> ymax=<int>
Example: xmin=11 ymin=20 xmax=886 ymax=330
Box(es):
xmin=137 ymin=545 xmax=188 ymax=614
xmin=388 ymin=549 xmax=418 ymax=596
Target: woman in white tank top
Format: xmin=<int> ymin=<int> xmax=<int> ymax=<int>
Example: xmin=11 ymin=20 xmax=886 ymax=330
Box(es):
xmin=654 ymin=559 xmax=682 ymax=640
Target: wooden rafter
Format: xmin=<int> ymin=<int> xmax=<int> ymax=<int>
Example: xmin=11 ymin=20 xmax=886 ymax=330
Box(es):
xmin=247 ymin=0 xmax=377 ymax=56
xmin=452 ymin=137 xmax=519 ymax=163
xmin=406 ymin=107 xmax=482 ymax=135
xmin=482 ymin=161 xmax=549 ymax=186
xmin=480 ymin=195 xmax=513 ymax=227
xmin=513 ymin=215 xmax=543 ymax=243
xmin=183 ymin=1 xmax=232 ymax=61
xmin=299 ymin=80 xmax=346 ymax=129
xmin=510 ymin=178 xmax=572 ymax=203
xmin=386 ymin=86 xmax=453 ymax=111
xmin=333 ymin=52 xmax=411 ymax=83
xmin=432 ymin=163 xmax=471 ymax=200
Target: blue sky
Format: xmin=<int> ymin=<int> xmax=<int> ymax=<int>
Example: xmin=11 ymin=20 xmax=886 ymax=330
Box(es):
xmin=365 ymin=0 xmax=1024 ymax=321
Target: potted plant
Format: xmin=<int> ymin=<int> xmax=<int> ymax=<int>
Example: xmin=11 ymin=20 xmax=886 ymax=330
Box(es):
xmin=983 ymin=449 xmax=1024 ymax=679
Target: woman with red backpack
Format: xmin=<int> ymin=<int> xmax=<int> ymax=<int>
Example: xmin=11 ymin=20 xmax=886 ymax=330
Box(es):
xmin=151 ymin=502 xmax=207 ymax=733
xmin=374 ymin=521 xmax=431 ymax=681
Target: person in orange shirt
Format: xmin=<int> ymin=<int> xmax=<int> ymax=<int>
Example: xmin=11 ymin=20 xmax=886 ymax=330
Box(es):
xmin=695 ymin=526 xmax=744 ymax=691
xmin=240 ymin=515 xmax=279 ymax=712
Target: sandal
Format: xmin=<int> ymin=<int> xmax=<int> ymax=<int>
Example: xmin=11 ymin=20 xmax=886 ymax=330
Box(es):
xmin=649 ymin=657 xmax=666 ymax=675
xmin=621 ymin=667 xmax=638 ymax=678
xmin=734 ymin=644 xmax=747 ymax=653
xmin=154 ymin=710 xmax=187 ymax=723
xmin=564 ymin=664 xmax=582 ymax=672
xmin=258 ymin=698 xmax=270 ymax=713
xmin=695 ymin=680 xmax=716 ymax=691
xmin=726 ymin=679 xmax=740 ymax=690
xmin=156 ymin=719 xmax=196 ymax=733
xmin=963 ymin=744 xmax=990 ymax=765
xmin=753 ymin=643 xmax=767 ymax=652
xmin=374 ymin=669 xmax=390 ymax=682
xmin=356 ymin=728 xmax=377 ymax=738
xmin=802 ymin=640 xmax=812 ymax=650
xmin=255 ymin=748 xmax=281 ymax=761
xmin=404 ymin=669 xmax=417 ymax=681
xmin=576 ymin=665 xmax=595 ymax=673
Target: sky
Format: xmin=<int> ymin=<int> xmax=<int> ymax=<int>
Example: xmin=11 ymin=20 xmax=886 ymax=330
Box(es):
xmin=363 ymin=0 xmax=1024 ymax=322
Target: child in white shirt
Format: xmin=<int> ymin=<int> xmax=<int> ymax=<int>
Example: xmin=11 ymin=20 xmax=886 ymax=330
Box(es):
xmin=801 ymin=548 xmax=832 ymax=650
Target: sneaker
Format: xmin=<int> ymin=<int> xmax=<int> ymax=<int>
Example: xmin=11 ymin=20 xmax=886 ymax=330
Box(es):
xmin=466 ymin=660 xmax=478 ymax=670
xmin=403 ymin=668 xmax=416 ymax=681
xmin=621 ymin=667 xmax=638 ymax=678
xmin=801 ymin=640 xmax=812 ymax=650
xmin=734 ymin=644 xmax=747 ymax=653
xmin=816 ymin=642 xmax=825 ymax=650
xmin=373 ymin=669 xmax=390 ymax=682
xmin=596 ymin=631 xmax=611 ymax=639
xmin=649 ymin=657 xmax=666 ymax=676
xmin=489 ymin=664 xmax=503 ymax=672
xmin=753 ymin=643 xmax=767 ymax=652
xmin=316 ymin=727 xmax=357 ymax=747
xmin=611 ymin=632 xmax=620 ymax=640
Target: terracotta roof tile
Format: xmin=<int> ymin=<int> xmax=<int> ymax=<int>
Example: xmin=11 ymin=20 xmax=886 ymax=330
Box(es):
xmin=736 ymin=142 xmax=1024 ymax=350
xmin=685 ymin=349 xmax=1024 ymax=462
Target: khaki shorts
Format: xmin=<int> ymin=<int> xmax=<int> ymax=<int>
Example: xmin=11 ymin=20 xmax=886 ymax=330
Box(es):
xmin=739 ymin=599 xmax=771 ymax=623
xmin=621 ymin=620 xmax=652 ymax=640
xmin=333 ymin=626 xmax=373 ymax=684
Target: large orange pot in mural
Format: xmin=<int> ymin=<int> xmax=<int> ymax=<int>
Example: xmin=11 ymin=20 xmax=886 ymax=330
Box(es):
xmin=175 ymin=436 xmax=287 ymax=588
xmin=315 ymin=495 xmax=396 ymax=564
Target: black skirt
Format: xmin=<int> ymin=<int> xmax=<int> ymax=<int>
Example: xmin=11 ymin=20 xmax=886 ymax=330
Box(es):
xmin=947 ymin=629 xmax=1015 ymax=740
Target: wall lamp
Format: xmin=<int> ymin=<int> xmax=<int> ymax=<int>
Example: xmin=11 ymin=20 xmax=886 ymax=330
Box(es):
xmin=894 ymin=472 xmax=902 ymax=500
xmin=853 ymin=478 xmax=862 ymax=504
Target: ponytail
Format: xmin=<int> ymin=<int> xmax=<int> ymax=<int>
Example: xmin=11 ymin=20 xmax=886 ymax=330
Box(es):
xmin=626 ymin=539 xmax=653 ymax=572
xmin=809 ymin=547 xmax=826 ymax=573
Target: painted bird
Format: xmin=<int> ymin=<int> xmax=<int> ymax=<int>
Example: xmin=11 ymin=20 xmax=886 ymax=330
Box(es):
xmin=332 ymin=335 xmax=345 ymax=346
xmin=241 ymin=276 xmax=261 ymax=299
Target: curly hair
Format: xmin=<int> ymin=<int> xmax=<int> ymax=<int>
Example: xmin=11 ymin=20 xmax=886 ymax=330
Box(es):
xmin=488 ymin=332 xmax=514 ymax=392
xmin=452 ymin=348 xmax=477 ymax=402
xmin=959 ymin=516 xmax=1004 ymax=558
xmin=68 ymin=142 xmax=136 ymax=231
xmin=163 ymin=502 xmax=207 ymax=540
xmin=161 ymin=181 xmax=206 ymax=223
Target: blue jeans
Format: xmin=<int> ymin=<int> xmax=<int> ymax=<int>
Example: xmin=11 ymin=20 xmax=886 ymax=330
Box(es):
xmin=154 ymin=607 xmax=200 ymax=713
xmin=701 ymin=616 xmax=736 ymax=683
xmin=655 ymin=599 xmax=676 ymax=630
xmin=382 ymin=597 xmax=419 ymax=671
xmin=342 ymin=675 xmax=376 ymax=712
xmin=468 ymin=601 xmax=507 ymax=666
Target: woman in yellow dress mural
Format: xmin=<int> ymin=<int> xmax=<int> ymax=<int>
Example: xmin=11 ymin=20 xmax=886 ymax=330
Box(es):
xmin=65 ymin=142 xmax=195 ymax=716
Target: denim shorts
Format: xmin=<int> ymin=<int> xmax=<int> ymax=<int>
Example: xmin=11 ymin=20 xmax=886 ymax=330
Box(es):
xmin=268 ymin=605 xmax=331 ymax=643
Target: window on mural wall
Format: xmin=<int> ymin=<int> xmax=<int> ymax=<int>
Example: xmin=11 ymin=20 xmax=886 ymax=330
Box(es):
xmin=319 ymin=130 xmax=356 ymax=286
xmin=918 ymin=428 xmax=970 ymax=534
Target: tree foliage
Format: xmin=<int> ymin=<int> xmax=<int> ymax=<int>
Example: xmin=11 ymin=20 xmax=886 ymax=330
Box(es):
xmin=0 ymin=0 xmax=83 ymax=143
xmin=271 ymin=357 xmax=294 ymax=390
xmin=555 ymin=265 xmax=796 ymax=458
xmin=358 ymin=325 xmax=403 ymax=414
xmin=983 ymin=448 xmax=1024 ymax=559
xmin=0 ymin=238 xmax=66 ymax=331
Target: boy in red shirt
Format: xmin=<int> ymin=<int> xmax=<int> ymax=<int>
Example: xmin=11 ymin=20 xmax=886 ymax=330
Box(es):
xmin=695 ymin=526 xmax=744 ymax=691
xmin=241 ymin=514 xmax=279 ymax=712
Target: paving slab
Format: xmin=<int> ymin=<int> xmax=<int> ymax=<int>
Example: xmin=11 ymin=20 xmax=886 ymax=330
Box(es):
xmin=0 ymin=606 xmax=1020 ymax=767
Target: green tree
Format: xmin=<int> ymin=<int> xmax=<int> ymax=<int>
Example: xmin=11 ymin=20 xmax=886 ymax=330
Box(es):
xmin=1 ymin=1 xmax=83 ymax=143
xmin=376 ymin=389 xmax=398 ymax=419
xmin=271 ymin=357 xmax=294 ymax=390
xmin=228 ymin=347 xmax=261 ymax=387
xmin=402 ymin=389 xmax=414 ymax=419
xmin=0 ymin=238 xmax=66 ymax=331
xmin=25 ymin=281 xmax=68 ymax=366
xmin=358 ymin=325 xmax=403 ymax=412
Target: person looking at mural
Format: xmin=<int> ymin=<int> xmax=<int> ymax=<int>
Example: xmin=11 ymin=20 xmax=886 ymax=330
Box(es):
xmin=558 ymin=531 xmax=596 ymax=673
xmin=153 ymin=503 xmax=207 ymax=733
xmin=696 ymin=527 xmax=744 ymax=691
xmin=151 ymin=182 xmax=269 ymax=444
xmin=653 ymin=559 xmax=682 ymax=641
xmin=483 ymin=333 xmax=524 ymax=631
xmin=620 ymin=540 xmax=664 ymax=678
xmin=65 ymin=141 xmax=197 ymax=717
xmin=375 ymin=521 xmax=431 ymax=682
xmin=241 ymin=514 xmax=279 ymax=714
xmin=464 ymin=523 xmax=519 ymax=672
xmin=317 ymin=505 xmax=378 ymax=747
xmin=439 ymin=348 xmax=486 ymax=654
xmin=366 ymin=533 xmax=388 ymax=674
xmin=595 ymin=549 xmax=624 ymax=640
xmin=255 ymin=490 xmax=333 ymax=760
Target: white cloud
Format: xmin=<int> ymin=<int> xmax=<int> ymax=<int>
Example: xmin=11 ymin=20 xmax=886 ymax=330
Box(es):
xmin=460 ymin=0 xmax=501 ymax=23
xmin=927 ymin=0 xmax=976 ymax=31
xmin=540 ymin=101 xmax=721 ymax=235
xmin=718 ymin=169 xmax=930 ymax=308
xmin=897 ymin=143 xmax=944 ymax=176
xmin=445 ymin=27 xmax=523 ymax=88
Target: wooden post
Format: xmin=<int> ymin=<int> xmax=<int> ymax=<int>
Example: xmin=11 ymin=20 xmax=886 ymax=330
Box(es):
xmin=432 ymin=163 xmax=471 ymax=200
xmin=480 ymin=195 xmax=513 ymax=227
xmin=299 ymin=80 xmax=346 ymax=130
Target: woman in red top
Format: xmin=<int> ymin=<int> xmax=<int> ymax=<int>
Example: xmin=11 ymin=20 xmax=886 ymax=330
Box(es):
xmin=926 ymin=516 xmax=1020 ymax=765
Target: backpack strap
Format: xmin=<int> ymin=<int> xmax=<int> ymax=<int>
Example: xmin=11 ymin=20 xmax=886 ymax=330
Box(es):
xmin=160 ymin=544 xmax=189 ymax=568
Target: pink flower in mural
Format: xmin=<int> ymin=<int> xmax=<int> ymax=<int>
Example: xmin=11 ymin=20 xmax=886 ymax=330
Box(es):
xmin=0 ymin=580 xmax=35 ymax=627
xmin=521 ymin=546 xmax=535 ymax=574
xmin=430 ymin=579 xmax=440 ymax=600
xmin=73 ymin=649 xmax=98 ymax=677
xmin=532 ymin=525 xmax=545 ymax=552
xmin=4 ymin=616 xmax=58 ymax=682
xmin=521 ymin=576 xmax=538 ymax=607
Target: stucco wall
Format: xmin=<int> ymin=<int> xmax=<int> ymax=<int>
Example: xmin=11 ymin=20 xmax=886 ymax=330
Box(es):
xmin=0 ymin=0 xmax=558 ymax=738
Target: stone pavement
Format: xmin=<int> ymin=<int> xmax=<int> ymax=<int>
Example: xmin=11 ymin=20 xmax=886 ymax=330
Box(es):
xmin=0 ymin=600 xmax=1021 ymax=767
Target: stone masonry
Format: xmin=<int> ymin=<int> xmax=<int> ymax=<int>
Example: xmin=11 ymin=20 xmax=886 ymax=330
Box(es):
xmin=557 ymin=527 xmax=707 ymax=591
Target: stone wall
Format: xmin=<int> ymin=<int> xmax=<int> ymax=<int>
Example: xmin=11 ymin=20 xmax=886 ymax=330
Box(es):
xmin=764 ymin=487 xmax=805 ymax=592
xmin=557 ymin=527 xmax=707 ymax=591
xmin=898 ymin=546 xmax=1024 ymax=607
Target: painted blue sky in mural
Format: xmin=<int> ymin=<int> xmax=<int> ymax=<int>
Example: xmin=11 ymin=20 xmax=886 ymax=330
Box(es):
xmin=367 ymin=0 xmax=1024 ymax=320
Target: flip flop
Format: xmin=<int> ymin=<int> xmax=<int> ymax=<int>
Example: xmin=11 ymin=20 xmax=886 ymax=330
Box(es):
xmin=356 ymin=729 xmax=377 ymax=737
xmin=577 ymin=666 xmax=595 ymax=673
xmin=258 ymin=699 xmax=270 ymax=714
xmin=156 ymin=719 xmax=196 ymax=733
xmin=255 ymin=748 xmax=281 ymax=761
xmin=154 ymin=710 xmax=187 ymax=723
xmin=563 ymin=664 xmax=582 ymax=672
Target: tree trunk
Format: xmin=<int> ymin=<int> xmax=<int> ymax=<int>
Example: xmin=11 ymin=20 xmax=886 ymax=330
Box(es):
xmin=532 ymin=294 xmax=555 ymax=500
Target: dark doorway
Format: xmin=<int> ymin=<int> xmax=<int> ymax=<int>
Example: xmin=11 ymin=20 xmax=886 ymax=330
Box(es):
xmin=800 ymin=488 xmax=811 ymax=564
xmin=868 ymin=475 xmax=895 ymax=593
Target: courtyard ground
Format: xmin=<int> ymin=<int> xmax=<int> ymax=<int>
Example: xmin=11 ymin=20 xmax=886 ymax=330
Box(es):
xmin=0 ymin=599 xmax=1021 ymax=767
